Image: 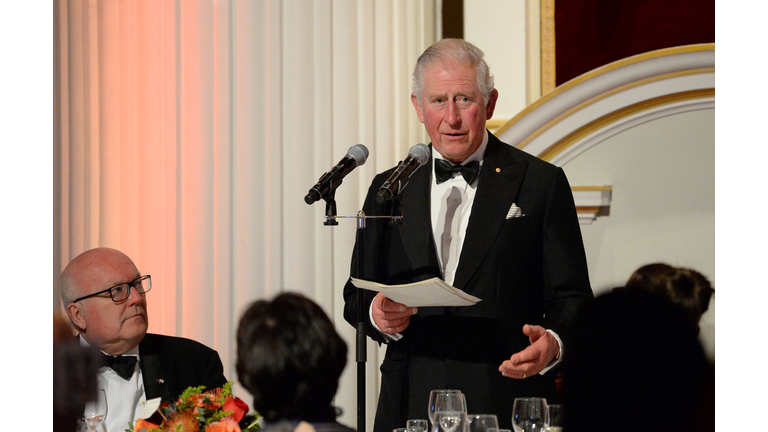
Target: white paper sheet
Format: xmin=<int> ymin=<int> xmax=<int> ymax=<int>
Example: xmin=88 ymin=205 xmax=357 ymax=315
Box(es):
xmin=350 ymin=277 xmax=481 ymax=307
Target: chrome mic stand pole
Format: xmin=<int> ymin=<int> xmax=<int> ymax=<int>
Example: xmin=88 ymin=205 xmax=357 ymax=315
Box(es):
xmin=355 ymin=210 xmax=366 ymax=432
xmin=323 ymin=199 xmax=402 ymax=432
xmin=322 ymin=191 xmax=367 ymax=432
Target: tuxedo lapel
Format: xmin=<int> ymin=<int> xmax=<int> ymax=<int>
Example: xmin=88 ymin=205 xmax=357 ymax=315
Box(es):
xmin=453 ymin=134 xmax=528 ymax=290
xmin=397 ymin=149 xmax=437 ymax=269
xmin=139 ymin=336 xmax=173 ymax=403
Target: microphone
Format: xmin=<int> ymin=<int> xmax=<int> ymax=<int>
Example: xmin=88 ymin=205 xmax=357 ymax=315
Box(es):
xmin=305 ymin=144 xmax=370 ymax=205
xmin=375 ymin=144 xmax=430 ymax=203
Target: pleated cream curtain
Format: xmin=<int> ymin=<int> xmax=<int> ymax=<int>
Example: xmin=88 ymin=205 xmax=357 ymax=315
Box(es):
xmin=53 ymin=1 xmax=436 ymax=428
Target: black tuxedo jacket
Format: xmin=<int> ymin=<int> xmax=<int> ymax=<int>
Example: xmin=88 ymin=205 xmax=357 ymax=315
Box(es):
xmin=343 ymin=133 xmax=592 ymax=432
xmin=139 ymin=333 xmax=228 ymax=403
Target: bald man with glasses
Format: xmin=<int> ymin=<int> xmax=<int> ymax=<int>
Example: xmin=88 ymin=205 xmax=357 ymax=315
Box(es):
xmin=60 ymin=247 xmax=227 ymax=432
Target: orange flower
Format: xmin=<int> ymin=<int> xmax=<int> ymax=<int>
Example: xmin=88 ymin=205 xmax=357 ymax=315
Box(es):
xmin=205 ymin=417 xmax=242 ymax=432
xmin=134 ymin=419 xmax=161 ymax=431
xmin=164 ymin=412 xmax=200 ymax=432
xmin=205 ymin=387 xmax=224 ymax=403
xmin=184 ymin=393 xmax=206 ymax=408
xmin=184 ymin=391 xmax=222 ymax=411
xmin=221 ymin=396 xmax=249 ymax=423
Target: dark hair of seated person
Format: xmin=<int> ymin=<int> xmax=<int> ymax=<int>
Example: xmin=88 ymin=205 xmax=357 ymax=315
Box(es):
xmin=53 ymin=314 xmax=102 ymax=432
xmin=562 ymin=288 xmax=712 ymax=432
xmin=625 ymin=262 xmax=714 ymax=325
xmin=236 ymin=292 xmax=348 ymax=424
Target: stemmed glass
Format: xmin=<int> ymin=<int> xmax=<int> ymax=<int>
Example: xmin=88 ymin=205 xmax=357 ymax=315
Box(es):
xmin=428 ymin=390 xmax=465 ymax=432
xmin=511 ymin=398 xmax=547 ymax=432
xmin=466 ymin=414 xmax=499 ymax=432
xmin=80 ymin=389 xmax=108 ymax=432
xmin=433 ymin=392 xmax=468 ymax=432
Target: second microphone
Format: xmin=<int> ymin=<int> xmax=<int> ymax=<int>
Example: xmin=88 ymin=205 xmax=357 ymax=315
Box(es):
xmin=376 ymin=144 xmax=430 ymax=204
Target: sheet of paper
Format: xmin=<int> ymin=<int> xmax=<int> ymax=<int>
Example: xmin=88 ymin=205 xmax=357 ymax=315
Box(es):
xmin=350 ymin=277 xmax=481 ymax=307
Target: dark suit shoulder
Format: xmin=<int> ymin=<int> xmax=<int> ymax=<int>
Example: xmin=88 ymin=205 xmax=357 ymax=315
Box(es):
xmin=141 ymin=333 xmax=218 ymax=355
xmin=488 ymin=133 xmax=560 ymax=174
xmin=140 ymin=333 xmax=228 ymax=401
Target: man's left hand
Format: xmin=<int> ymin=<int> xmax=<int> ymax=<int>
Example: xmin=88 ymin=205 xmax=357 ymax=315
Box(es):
xmin=498 ymin=324 xmax=559 ymax=379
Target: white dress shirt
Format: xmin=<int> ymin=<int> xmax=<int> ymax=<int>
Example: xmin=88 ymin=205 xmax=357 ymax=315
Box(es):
xmin=80 ymin=336 xmax=147 ymax=432
xmin=430 ymin=133 xmax=488 ymax=285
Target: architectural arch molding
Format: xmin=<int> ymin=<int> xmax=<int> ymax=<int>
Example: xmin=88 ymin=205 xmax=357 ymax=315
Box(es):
xmin=497 ymin=44 xmax=715 ymax=165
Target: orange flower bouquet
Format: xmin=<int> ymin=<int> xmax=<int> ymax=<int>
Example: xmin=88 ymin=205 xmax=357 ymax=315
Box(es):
xmin=129 ymin=382 xmax=260 ymax=432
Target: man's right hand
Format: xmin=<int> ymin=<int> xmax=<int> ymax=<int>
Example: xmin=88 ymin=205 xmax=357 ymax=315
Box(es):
xmin=372 ymin=292 xmax=418 ymax=334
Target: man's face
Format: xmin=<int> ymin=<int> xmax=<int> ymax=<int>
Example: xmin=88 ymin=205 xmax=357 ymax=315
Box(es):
xmin=412 ymin=62 xmax=498 ymax=164
xmin=68 ymin=250 xmax=148 ymax=355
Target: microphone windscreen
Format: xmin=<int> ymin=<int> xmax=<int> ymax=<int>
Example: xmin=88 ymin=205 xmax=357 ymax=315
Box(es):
xmin=348 ymin=144 xmax=369 ymax=166
xmin=408 ymin=144 xmax=430 ymax=166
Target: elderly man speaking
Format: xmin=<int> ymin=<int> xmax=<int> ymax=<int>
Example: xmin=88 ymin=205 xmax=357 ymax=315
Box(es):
xmin=343 ymin=38 xmax=593 ymax=432
xmin=60 ymin=247 xmax=227 ymax=432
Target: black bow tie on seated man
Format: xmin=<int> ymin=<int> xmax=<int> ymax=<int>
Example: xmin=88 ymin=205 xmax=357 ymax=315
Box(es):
xmin=434 ymin=159 xmax=480 ymax=185
xmin=102 ymin=354 xmax=138 ymax=380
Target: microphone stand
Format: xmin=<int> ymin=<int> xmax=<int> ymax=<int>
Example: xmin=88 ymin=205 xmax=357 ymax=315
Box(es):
xmin=321 ymin=196 xmax=401 ymax=432
xmin=324 ymin=190 xmax=339 ymax=226
xmin=354 ymin=210 xmax=366 ymax=432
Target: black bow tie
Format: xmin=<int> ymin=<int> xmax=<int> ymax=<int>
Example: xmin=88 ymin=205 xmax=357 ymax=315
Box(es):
xmin=102 ymin=354 xmax=138 ymax=380
xmin=435 ymin=159 xmax=480 ymax=184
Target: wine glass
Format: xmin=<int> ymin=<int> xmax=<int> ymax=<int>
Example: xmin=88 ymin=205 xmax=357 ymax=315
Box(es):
xmin=428 ymin=390 xmax=465 ymax=432
xmin=434 ymin=392 xmax=468 ymax=432
xmin=545 ymin=404 xmax=564 ymax=432
xmin=466 ymin=414 xmax=499 ymax=432
xmin=80 ymin=389 xmax=108 ymax=431
xmin=511 ymin=397 xmax=547 ymax=432
xmin=436 ymin=411 xmax=466 ymax=432
xmin=408 ymin=419 xmax=430 ymax=432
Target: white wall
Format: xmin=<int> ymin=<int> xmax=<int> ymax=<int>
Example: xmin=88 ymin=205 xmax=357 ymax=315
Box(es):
xmin=464 ymin=0 xmax=530 ymax=120
xmin=562 ymin=109 xmax=716 ymax=358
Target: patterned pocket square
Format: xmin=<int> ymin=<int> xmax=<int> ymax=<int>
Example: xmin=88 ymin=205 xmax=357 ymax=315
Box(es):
xmin=506 ymin=203 xmax=524 ymax=219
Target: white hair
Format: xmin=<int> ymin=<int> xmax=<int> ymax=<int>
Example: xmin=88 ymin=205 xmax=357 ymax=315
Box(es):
xmin=412 ymin=38 xmax=495 ymax=106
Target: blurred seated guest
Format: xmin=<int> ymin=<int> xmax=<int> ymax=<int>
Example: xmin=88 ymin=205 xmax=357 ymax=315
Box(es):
xmin=562 ymin=288 xmax=712 ymax=432
xmin=60 ymin=247 xmax=228 ymax=432
xmin=54 ymin=313 xmax=102 ymax=432
xmin=237 ymin=292 xmax=355 ymax=432
xmin=625 ymin=263 xmax=714 ymax=327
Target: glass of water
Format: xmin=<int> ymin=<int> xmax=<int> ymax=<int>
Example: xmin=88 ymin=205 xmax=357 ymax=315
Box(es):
xmin=408 ymin=419 xmax=429 ymax=432
xmin=428 ymin=390 xmax=465 ymax=432
xmin=511 ymin=397 xmax=547 ymax=432
xmin=434 ymin=392 xmax=467 ymax=432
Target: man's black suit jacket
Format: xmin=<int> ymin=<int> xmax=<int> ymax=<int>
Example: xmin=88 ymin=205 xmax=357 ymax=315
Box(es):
xmin=343 ymin=132 xmax=593 ymax=432
xmin=139 ymin=333 xmax=228 ymax=403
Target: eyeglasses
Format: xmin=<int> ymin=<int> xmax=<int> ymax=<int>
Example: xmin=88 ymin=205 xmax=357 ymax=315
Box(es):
xmin=72 ymin=275 xmax=152 ymax=303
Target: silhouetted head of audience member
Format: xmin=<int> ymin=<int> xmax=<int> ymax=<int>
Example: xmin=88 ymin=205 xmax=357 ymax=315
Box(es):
xmin=625 ymin=263 xmax=714 ymax=326
xmin=53 ymin=314 xmax=102 ymax=432
xmin=236 ymin=292 xmax=348 ymax=424
xmin=563 ymin=288 xmax=712 ymax=432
